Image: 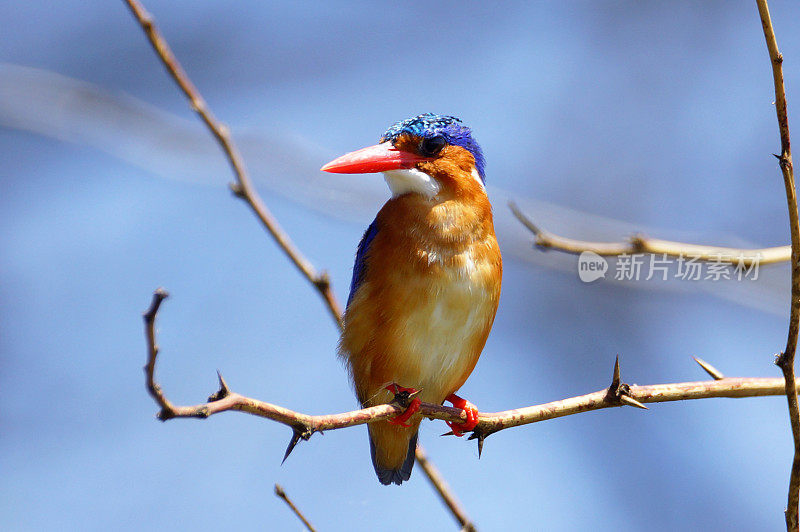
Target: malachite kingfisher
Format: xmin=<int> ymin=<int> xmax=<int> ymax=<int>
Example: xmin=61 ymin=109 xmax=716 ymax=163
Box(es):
xmin=321 ymin=113 xmax=502 ymax=485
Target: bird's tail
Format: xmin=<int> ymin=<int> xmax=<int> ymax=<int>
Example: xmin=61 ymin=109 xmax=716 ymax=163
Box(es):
xmin=368 ymin=419 xmax=419 ymax=485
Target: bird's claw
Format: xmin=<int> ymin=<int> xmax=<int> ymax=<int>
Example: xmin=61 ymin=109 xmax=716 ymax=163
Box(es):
xmin=386 ymin=383 xmax=421 ymax=427
xmin=445 ymin=393 xmax=479 ymax=437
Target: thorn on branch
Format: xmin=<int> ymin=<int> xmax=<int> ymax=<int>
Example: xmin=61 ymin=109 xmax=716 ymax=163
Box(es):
xmin=771 ymin=152 xmax=793 ymax=171
xmin=207 ymin=370 xmax=231 ymax=402
xmin=610 ymin=355 xmax=621 ymax=389
xmin=776 ymin=351 xmax=789 ymax=369
xmin=619 ymin=395 xmax=648 ymax=410
xmin=693 ymin=357 xmax=725 ymax=380
xmin=228 ymin=182 xmax=245 ymax=198
xmin=313 ymin=271 xmax=331 ymax=291
xmin=607 ymin=355 xmax=649 ymax=410
xmin=283 ymin=426 xmax=315 ymax=464
xmin=467 ymin=428 xmax=488 ymax=458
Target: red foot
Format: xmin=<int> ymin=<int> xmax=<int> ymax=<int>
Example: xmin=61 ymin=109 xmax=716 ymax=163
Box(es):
xmin=445 ymin=393 xmax=479 ymax=437
xmin=385 ymin=384 xmax=421 ymax=428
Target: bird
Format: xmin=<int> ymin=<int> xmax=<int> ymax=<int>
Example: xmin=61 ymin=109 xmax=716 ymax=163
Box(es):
xmin=320 ymin=113 xmax=502 ymax=485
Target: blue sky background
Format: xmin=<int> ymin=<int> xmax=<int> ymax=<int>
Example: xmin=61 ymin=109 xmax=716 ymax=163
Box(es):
xmin=3 ymin=1 xmax=800 ymax=530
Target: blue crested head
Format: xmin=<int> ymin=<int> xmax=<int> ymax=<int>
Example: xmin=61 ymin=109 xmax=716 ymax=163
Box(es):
xmin=380 ymin=113 xmax=486 ymax=183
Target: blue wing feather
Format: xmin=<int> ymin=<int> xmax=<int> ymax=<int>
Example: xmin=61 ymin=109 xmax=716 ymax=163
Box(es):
xmin=348 ymin=219 xmax=418 ymax=486
xmin=347 ymin=219 xmax=380 ymax=308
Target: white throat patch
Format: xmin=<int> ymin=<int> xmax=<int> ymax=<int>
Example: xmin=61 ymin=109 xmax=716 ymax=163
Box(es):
xmin=471 ymin=168 xmax=485 ymax=189
xmin=383 ymin=168 xmax=440 ymax=199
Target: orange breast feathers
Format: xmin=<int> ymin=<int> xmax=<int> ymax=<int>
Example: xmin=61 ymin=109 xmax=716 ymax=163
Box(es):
xmin=340 ymin=190 xmax=502 ymax=411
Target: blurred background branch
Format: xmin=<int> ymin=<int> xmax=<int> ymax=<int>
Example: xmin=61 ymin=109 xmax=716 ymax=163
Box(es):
xmin=510 ymin=201 xmax=789 ymax=267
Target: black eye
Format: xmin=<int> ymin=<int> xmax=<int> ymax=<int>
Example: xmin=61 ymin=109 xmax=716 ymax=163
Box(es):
xmin=419 ymin=135 xmax=447 ymax=157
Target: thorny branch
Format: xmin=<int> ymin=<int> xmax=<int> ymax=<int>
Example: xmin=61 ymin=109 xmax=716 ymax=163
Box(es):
xmin=510 ymin=201 xmax=788 ymax=267
xmin=145 ymin=289 xmax=800 ymax=452
xmin=757 ymin=1 xmax=800 ymax=530
xmin=123 ymin=0 xmax=469 ymax=525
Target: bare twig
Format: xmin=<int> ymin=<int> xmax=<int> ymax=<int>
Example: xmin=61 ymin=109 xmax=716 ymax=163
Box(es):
xmin=123 ymin=0 xmax=342 ymax=329
xmin=143 ymin=288 xmax=181 ymax=420
xmin=124 ymin=0 xmax=469 ymax=523
xmin=274 ymin=484 xmax=316 ymax=532
xmin=415 ymin=445 xmax=476 ymax=532
xmin=756 ymin=1 xmax=800 ymax=530
xmin=144 ymin=290 xmax=800 ymax=442
xmin=509 ymin=201 xmax=788 ymax=267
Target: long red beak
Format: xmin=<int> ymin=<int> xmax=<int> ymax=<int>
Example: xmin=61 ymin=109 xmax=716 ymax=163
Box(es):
xmin=320 ymin=141 xmax=431 ymax=174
